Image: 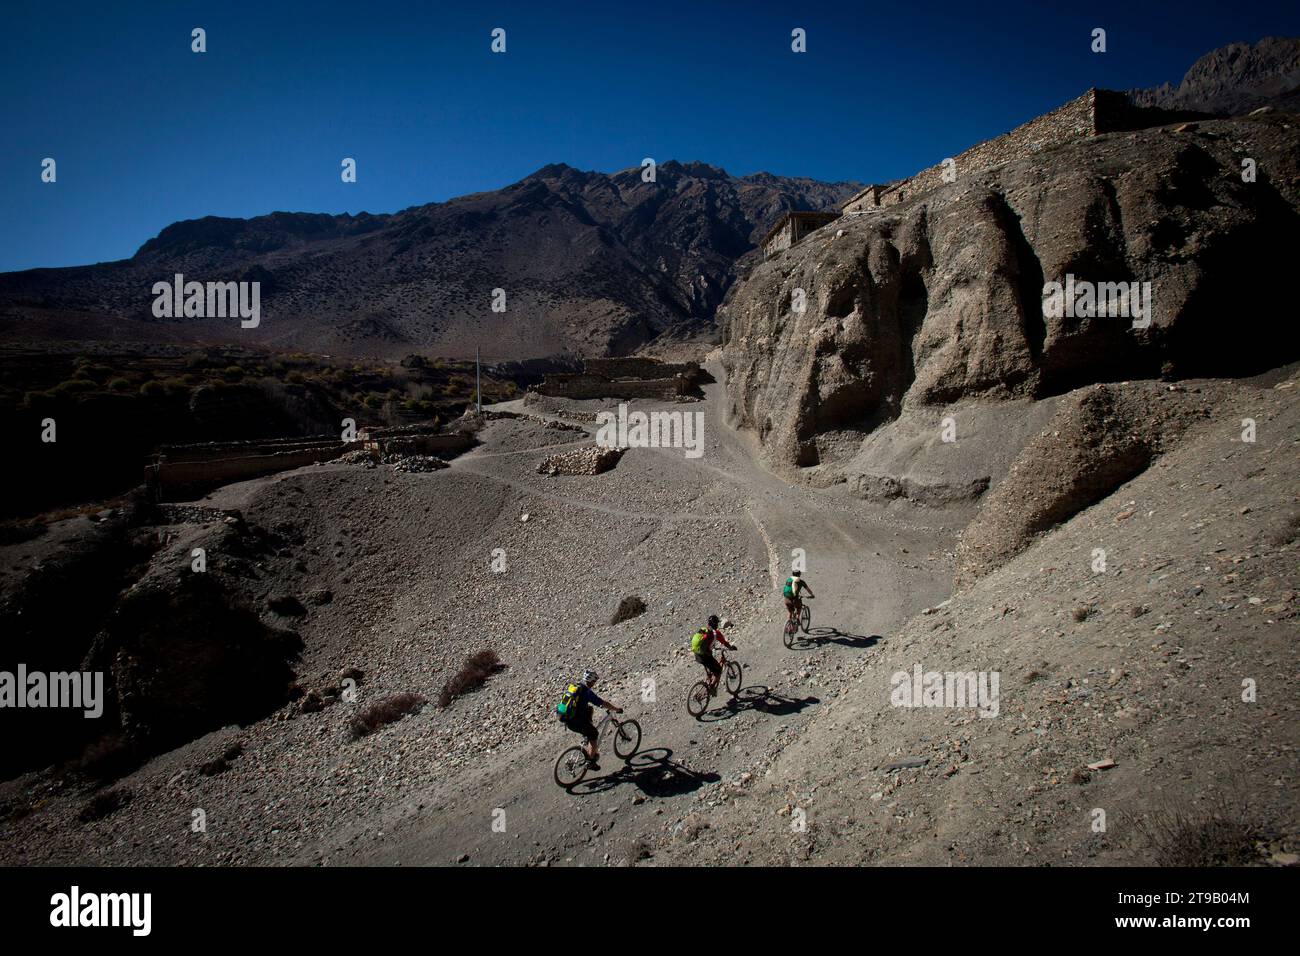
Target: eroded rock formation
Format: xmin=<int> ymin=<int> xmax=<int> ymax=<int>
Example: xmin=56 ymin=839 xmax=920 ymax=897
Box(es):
xmin=722 ymin=114 xmax=1300 ymax=474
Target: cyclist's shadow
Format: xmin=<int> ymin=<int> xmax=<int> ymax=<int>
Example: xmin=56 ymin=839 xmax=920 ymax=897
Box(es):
xmin=697 ymin=685 xmax=819 ymax=723
xmin=567 ymin=747 xmax=720 ymax=798
xmin=789 ymin=626 xmax=881 ymax=649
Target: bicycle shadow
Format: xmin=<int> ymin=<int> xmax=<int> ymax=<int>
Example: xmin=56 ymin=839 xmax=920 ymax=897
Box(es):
xmin=787 ymin=626 xmax=881 ymax=650
xmin=567 ymin=747 xmax=720 ymax=798
xmin=696 ymin=685 xmax=819 ymax=723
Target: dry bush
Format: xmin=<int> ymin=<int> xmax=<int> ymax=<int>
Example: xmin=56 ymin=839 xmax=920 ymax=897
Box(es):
xmin=79 ymin=787 xmax=132 ymax=823
xmin=1267 ymin=511 xmax=1300 ymax=547
xmin=438 ymin=650 xmax=505 ymax=708
xmin=610 ymin=595 xmax=647 ymax=625
xmin=200 ymin=743 xmax=244 ymax=776
xmin=199 ymin=757 xmax=230 ymax=776
xmin=348 ymin=692 xmax=427 ymax=739
xmin=1132 ymin=795 xmax=1264 ymax=866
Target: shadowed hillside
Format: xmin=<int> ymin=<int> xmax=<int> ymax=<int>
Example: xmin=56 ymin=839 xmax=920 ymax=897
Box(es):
xmin=0 ymin=164 xmax=860 ymax=361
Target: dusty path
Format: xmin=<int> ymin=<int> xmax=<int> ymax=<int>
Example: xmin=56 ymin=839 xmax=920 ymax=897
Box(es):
xmin=310 ymin=367 xmax=951 ymax=866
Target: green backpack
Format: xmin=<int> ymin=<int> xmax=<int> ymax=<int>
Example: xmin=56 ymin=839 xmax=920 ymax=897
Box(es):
xmin=690 ymin=629 xmax=709 ymax=654
xmin=556 ymin=683 xmax=582 ymax=722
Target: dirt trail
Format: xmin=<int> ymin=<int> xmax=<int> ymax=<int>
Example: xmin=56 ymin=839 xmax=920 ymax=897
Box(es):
xmin=317 ymin=368 xmax=950 ymax=865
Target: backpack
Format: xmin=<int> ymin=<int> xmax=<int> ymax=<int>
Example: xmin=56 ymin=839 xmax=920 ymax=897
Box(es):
xmin=690 ymin=629 xmax=709 ymax=655
xmin=556 ymin=683 xmax=583 ymax=722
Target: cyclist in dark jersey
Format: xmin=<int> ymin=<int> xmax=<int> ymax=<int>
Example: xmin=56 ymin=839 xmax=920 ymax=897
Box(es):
xmin=563 ymin=670 xmax=622 ymax=769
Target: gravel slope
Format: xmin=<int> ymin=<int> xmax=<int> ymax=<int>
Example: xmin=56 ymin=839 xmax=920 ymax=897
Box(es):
xmin=5 ymin=368 xmax=1290 ymax=867
xmin=0 ymin=367 xmax=951 ymax=865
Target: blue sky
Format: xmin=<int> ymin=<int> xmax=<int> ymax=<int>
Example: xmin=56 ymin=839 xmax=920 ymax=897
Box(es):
xmin=1 ymin=0 xmax=1296 ymax=271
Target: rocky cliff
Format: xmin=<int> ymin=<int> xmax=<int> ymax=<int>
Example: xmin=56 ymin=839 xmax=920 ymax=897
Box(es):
xmin=721 ymin=112 xmax=1300 ymax=476
xmin=1130 ymin=36 xmax=1300 ymax=115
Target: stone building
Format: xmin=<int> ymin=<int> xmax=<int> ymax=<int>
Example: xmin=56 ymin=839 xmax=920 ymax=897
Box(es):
xmin=760 ymin=211 xmax=840 ymax=259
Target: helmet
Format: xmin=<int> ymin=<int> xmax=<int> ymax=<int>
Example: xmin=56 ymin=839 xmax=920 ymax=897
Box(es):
xmin=582 ymin=670 xmax=598 ymax=684
xmin=707 ymin=614 xmax=720 ymax=628
xmin=792 ymin=570 xmax=802 ymax=577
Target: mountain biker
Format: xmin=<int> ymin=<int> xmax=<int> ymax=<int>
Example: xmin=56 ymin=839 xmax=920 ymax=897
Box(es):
xmin=784 ymin=570 xmax=815 ymax=624
xmin=557 ymin=670 xmax=622 ymax=770
xmin=691 ymin=615 xmax=735 ymax=694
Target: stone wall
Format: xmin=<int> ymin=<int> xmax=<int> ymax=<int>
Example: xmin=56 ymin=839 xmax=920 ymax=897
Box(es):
xmin=156 ymin=435 xmax=340 ymax=464
xmin=533 ymin=355 xmax=705 ymax=400
xmin=841 ymin=185 xmax=883 ymax=215
xmin=364 ymin=433 xmax=475 ymax=457
xmin=763 ymin=219 xmax=797 ymax=258
xmin=149 ymin=428 xmax=474 ymax=498
xmin=533 ymin=374 xmax=682 ymax=401
xmin=150 ymin=442 xmax=352 ymax=499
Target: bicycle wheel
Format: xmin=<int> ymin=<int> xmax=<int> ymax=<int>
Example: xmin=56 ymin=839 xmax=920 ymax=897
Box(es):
xmin=554 ymin=746 xmax=589 ymax=787
xmin=783 ymin=616 xmax=797 ymax=648
xmin=687 ymin=681 xmax=711 ymax=719
xmin=725 ymin=661 xmax=743 ymax=697
xmin=799 ymin=603 xmax=811 ymax=633
xmin=613 ymin=719 xmax=641 ymax=759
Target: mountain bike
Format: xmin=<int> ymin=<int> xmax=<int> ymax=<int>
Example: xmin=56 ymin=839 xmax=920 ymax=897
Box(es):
xmin=553 ymin=711 xmax=642 ymax=787
xmin=782 ymin=596 xmax=812 ymax=647
xmin=687 ymin=649 xmax=743 ymax=718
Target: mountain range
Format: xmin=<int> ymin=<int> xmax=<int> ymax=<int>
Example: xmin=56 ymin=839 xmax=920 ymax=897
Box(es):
xmin=0 ymin=163 xmax=859 ymax=359
xmin=1129 ymin=35 xmax=1300 ymax=114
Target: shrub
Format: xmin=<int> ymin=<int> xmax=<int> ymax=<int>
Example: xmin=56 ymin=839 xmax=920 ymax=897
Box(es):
xmin=139 ymin=380 xmax=166 ymax=398
xmin=348 ymin=693 xmax=427 ymax=739
xmin=52 ymin=378 xmax=97 ymax=397
xmin=78 ymin=787 xmax=132 ymax=823
xmin=1268 ymin=511 xmax=1300 ymax=547
xmin=1134 ymin=797 xmax=1264 ymax=866
xmin=160 ymin=377 xmax=192 ymax=396
xmin=438 ymin=650 xmax=505 ymax=708
xmin=107 ymin=377 xmax=132 ymax=392
xmin=610 ymin=595 xmax=647 ymax=625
